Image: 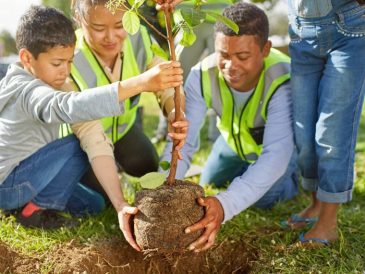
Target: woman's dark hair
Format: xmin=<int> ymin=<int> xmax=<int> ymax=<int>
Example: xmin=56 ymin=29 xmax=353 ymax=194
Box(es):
xmin=214 ymin=2 xmax=269 ymax=48
xmin=16 ymin=5 xmax=76 ymax=59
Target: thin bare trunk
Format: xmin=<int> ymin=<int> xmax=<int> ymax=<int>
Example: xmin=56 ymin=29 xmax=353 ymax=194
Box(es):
xmin=164 ymin=9 xmax=182 ymax=185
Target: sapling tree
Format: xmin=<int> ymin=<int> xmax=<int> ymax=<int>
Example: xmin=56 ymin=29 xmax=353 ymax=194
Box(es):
xmin=106 ymin=0 xmax=237 ymax=186
xmin=105 ymin=0 xmax=238 ymax=253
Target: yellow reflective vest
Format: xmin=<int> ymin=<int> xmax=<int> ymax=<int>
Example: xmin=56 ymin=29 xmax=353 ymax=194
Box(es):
xmin=60 ymin=26 xmax=154 ymax=143
xmin=201 ymin=49 xmax=290 ymax=162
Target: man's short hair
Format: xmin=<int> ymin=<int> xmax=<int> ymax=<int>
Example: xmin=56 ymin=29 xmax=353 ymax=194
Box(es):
xmin=16 ymin=5 xmax=76 ymax=59
xmin=214 ymin=2 xmax=269 ymax=48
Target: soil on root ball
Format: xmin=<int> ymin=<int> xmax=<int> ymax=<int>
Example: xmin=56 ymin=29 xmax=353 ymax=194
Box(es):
xmin=134 ymin=180 xmax=204 ymax=253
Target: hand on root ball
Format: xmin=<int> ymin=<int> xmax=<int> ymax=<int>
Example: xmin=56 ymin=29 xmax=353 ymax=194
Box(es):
xmin=184 ymin=197 xmax=224 ymax=252
xmin=118 ymin=203 xmax=141 ymax=252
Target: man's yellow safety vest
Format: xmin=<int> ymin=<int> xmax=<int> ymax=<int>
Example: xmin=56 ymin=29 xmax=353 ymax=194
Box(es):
xmin=60 ymin=26 xmax=154 ymax=143
xmin=201 ymin=49 xmax=290 ymax=162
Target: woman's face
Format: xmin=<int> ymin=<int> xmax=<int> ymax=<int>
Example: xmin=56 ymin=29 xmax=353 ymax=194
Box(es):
xmin=80 ymin=5 xmax=127 ymax=62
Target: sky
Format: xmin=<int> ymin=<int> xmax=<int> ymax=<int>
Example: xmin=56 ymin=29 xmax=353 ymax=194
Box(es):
xmin=0 ymin=0 xmax=41 ymax=36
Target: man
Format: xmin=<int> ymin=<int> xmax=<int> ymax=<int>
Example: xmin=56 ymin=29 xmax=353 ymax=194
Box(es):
xmin=161 ymin=2 xmax=298 ymax=251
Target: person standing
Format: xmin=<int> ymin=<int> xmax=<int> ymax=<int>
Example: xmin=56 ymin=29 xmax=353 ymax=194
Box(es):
xmin=282 ymin=0 xmax=365 ymax=246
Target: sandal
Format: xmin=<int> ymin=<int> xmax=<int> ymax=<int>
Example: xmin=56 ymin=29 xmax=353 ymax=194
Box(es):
xmin=280 ymin=214 xmax=318 ymax=229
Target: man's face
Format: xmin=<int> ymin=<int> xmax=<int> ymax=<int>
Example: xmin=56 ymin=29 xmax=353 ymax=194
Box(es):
xmin=80 ymin=5 xmax=127 ymax=63
xmin=27 ymin=45 xmax=75 ymax=89
xmin=215 ymin=33 xmax=270 ymax=92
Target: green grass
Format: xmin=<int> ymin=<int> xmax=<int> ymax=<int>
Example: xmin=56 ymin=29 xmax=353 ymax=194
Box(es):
xmin=1 ymin=93 xmax=365 ymax=273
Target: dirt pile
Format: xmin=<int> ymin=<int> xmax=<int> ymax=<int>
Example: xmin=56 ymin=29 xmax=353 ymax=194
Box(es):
xmin=52 ymin=237 xmax=258 ymax=274
xmin=0 ymin=241 xmax=39 ymax=273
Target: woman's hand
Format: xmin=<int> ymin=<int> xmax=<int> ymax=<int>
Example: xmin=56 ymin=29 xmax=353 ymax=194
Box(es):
xmin=117 ymin=203 xmax=141 ymax=252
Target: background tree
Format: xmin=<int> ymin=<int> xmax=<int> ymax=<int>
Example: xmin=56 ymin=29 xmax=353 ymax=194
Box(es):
xmin=42 ymin=0 xmax=72 ymax=18
xmin=0 ymin=30 xmax=16 ymax=57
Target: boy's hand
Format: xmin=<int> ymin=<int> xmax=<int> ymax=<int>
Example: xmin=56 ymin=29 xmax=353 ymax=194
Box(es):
xmin=141 ymin=61 xmax=183 ymax=92
xmin=167 ymin=109 xmax=188 ymax=159
xmin=155 ymin=0 xmax=183 ymax=11
xmin=184 ymin=197 xmax=224 ymax=252
xmin=117 ymin=203 xmax=141 ymax=252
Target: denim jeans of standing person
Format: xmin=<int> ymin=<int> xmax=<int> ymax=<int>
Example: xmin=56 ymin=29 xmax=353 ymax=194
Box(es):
xmin=0 ymin=135 xmax=105 ymax=216
xmin=288 ymin=0 xmax=365 ymax=203
xmin=200 ymin=135 xmax=299 ymax=208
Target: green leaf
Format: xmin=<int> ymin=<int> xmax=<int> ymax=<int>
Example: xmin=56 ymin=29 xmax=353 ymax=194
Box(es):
xmin=132 ymin=0 xmax=145 ymax=9
xmin=159 ymin=161 xmax=171 ymax=171
xmin=205 ymin=11 xmax=239 ymax=34
xmin=122 ymin=10 xmax=140 ymax=35
xmin=151 ymin=43 xmax=169 ymax=60
xmin=179 ymin=23 xmax=196 ymax=47
xmin=139 ymin=172 xmax=166 ymax=189
xmin=180 ymin=8 xmax=206 ymax=27
xmin=127 ymin=0 xmax=134 ymax=6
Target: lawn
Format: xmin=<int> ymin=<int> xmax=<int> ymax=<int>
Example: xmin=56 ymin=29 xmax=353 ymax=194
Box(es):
xmin=0 ymin=93 xmax=364 ymax=273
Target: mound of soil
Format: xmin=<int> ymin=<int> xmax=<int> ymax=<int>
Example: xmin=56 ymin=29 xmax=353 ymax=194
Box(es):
xmin=0 ymin=241 xmax=39 ymax=273
xmin=52 ymin=236 xmax=258 ymax=274
xmin=134 ymin=180 xmax=205 ymax=253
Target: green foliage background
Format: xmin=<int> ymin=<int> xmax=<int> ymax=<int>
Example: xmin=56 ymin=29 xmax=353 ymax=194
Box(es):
xmin=0 ymin=30 xmax=16 ymax=56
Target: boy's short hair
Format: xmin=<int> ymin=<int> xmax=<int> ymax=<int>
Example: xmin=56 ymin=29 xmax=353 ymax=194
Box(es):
xmin=214 ymin=2 xmax=269 ymax=48
xmin=16 ymin=5 xmax=76 ymax=59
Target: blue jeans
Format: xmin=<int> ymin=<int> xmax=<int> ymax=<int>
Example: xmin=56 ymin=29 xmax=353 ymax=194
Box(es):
xmin=200 ymin=136 xmax=299 ymax=208
xmin=0 ymin=135 xmax=105 ymax=215
xmin=288 ymin=1 xmax=365 ymax=203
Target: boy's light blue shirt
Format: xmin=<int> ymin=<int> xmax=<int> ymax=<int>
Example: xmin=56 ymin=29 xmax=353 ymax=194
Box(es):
xmin=0 ymin=63 xmax=123 ymax=184
xmin=160 ymin=62 xmax=294 ymax=222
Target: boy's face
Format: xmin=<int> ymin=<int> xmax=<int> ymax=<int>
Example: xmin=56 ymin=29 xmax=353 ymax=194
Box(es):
xmin=21 ymin=45 xmax=75 ymax=89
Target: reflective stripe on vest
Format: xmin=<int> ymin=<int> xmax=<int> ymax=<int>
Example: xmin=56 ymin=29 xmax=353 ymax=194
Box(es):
xmin=201 ymin=48 xmax=290 ymax=162
xmin=60 ymin=27 xmax=153 ymax=143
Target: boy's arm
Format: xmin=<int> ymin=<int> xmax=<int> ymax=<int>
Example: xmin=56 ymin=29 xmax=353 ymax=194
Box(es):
xmin=118 ymin=60 xmax=183 ymax=102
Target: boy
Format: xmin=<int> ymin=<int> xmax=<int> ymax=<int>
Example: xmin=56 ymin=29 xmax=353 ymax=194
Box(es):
xmin=0 ymin=5 xmax=182 ymax=238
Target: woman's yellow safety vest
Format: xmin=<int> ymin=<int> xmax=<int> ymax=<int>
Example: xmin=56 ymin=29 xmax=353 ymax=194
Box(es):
xmin=60 ymin=26 xmax=154 ymax=143
xmin=201 ymin=49 xmax=290 ymax=162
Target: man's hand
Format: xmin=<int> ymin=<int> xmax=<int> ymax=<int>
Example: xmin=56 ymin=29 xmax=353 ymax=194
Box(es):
xmin=155 ymin=0 xmax=184 ymax=11
xmin=185 ymin=197 xmax=224 ymax=252
xmin=167 ymin=109 xmax=188 ymax=159
xmin=117 ymin=203 xmax=141 ymax=252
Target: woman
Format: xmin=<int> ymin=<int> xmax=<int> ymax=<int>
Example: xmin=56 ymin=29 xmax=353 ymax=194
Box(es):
xmin=63 ymin=0 xmax=187 ymax=200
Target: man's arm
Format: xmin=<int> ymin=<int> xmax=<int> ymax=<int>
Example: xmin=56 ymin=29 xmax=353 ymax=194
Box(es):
xmin=186 ymin=82 xmax=294 ymax=251
xmin=159 ymin=63 xmax=208 ymax=178
xmin=216 ymin=82 xmax=294 ymax=222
